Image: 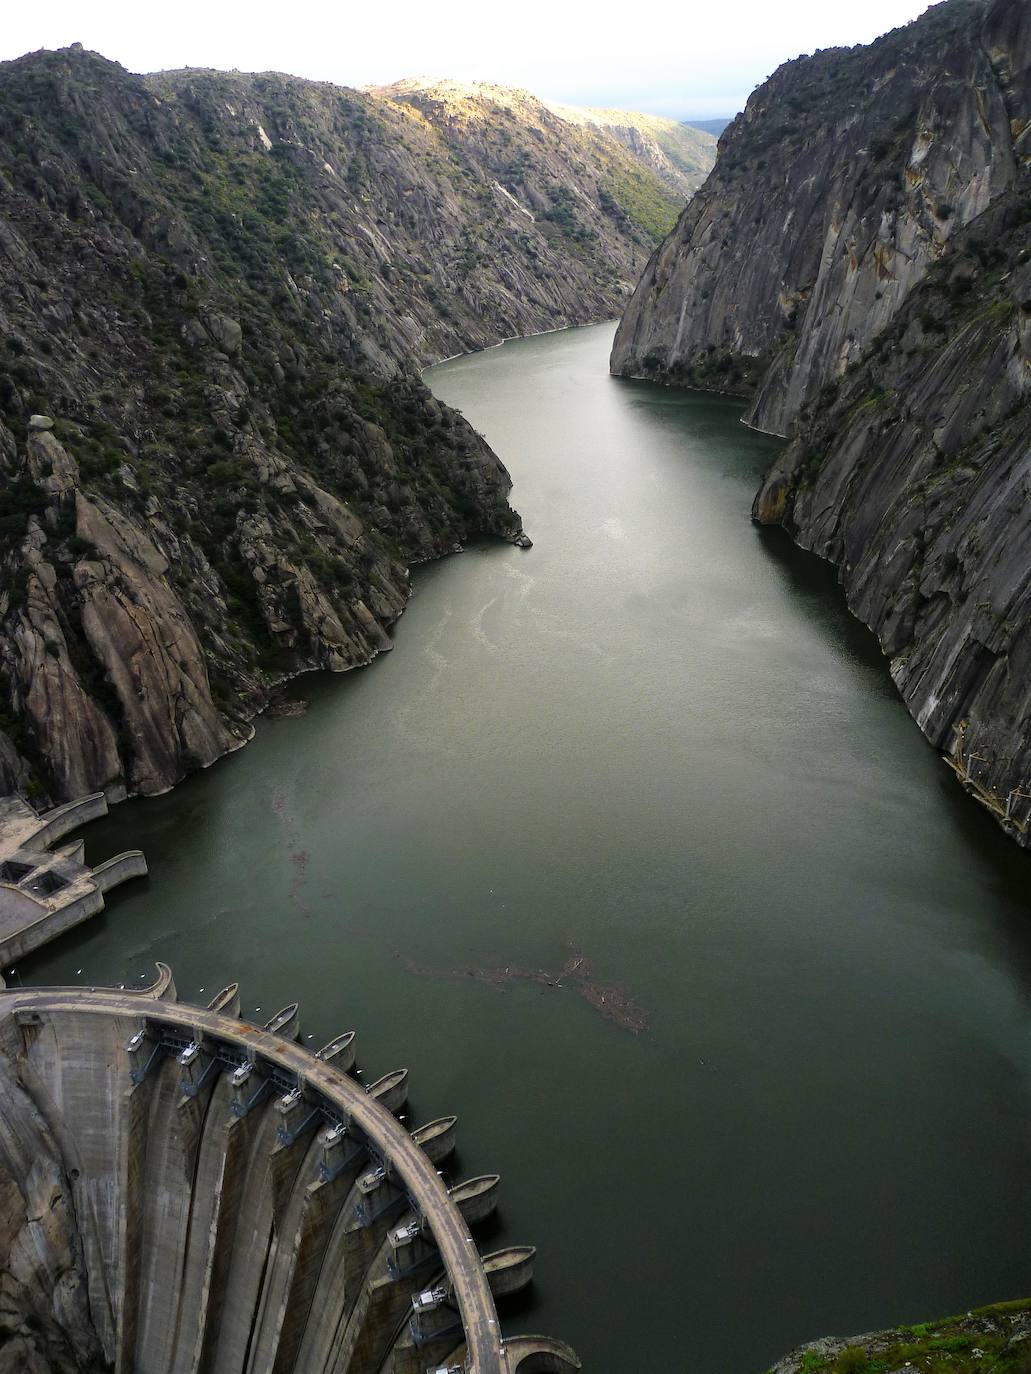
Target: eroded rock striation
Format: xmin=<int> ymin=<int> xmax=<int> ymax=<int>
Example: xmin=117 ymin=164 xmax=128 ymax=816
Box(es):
xmin=612 ymin=0 xmax=1027 ymax=433
xmin=754 ymin=191 xmax=1031 ymax=838
xmin=0 ymin=44 xmax=700 ymax=803
xmin=612 ymin=0 xmax=1031 ymax=844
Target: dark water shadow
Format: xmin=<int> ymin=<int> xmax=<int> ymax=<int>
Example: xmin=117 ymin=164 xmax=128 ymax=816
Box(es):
xmin=609 ymin=371 xmax=754 ymax=416
xmin=753 ymin=522 xmax=891 ymax=679
xmin=754 ymin=521 xmax=1031 ymax=997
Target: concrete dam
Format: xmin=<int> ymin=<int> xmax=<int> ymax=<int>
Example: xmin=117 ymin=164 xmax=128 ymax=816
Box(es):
xmin=0 ymin=804 xmax=578 ymax=1374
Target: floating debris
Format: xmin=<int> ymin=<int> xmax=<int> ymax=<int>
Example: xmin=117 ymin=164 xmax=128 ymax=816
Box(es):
xmin=400 ymin=944 xmax=649 ymax=1034
xmin=290 ymin=850 xmax=309 ymax=898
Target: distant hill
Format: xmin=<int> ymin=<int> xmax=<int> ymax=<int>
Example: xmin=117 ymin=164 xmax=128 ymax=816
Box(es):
xmin=683 ymin=117 xmax=733 ymax=136
xmin=371 ymin=81 xmax=714 ymax=232
xmin=540 ymin=99 xmax=717 ymax=198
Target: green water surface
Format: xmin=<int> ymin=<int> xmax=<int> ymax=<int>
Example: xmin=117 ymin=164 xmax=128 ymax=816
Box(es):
xmin=22 ymin=322 xmax=1031 ymax=1372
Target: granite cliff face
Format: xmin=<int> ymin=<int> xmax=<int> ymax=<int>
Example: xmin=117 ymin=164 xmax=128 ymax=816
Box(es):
xmin=0 ymin=45 xmax=698 ymax=803
xmin=612 ymin=0 xmax=1026 ymax=434
xmin=612 ymin=0 xmax=1031 ymax=845
xmin=754 ymin=187 xmax=1031 ymax=840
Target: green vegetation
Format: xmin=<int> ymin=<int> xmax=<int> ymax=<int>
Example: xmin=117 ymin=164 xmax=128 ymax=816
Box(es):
xmin=540 ymin=184 xmax=598 ymax=248
xmin=599 ymin=167 xmax=682 ymax=242
xmin=0 ymin=475 xmax=47 ymax=550
xmin=639 ymin=344 xmax=766 ymax=395
xmin=773 ymin=1299 xmax=1031 ymax=1374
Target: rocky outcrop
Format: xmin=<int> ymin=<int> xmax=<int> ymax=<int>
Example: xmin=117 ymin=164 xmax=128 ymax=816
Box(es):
xmin=767 ymin=1298 xmax=1031 ymax=1374
xmin=0 ymin=44 xmax=696 ymax=802
xmin=611 ymin=0 xmax=1028 ymax=435
xmin=610 ymin=0 xmax=1031 ymax=846
xmin=72 ymin=492 xmax=239 ymax=796
xmin=0 ymin=1050 xmax=100 ymax=1374
xmin=8 ymin=521 xmax=124 ymax=802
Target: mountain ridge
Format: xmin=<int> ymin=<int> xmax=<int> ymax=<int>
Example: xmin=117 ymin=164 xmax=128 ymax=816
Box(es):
xmin=0 ymin=43 xmax=705 ymax=804
xmin=367 ymin=76 xmax=709 ymax=241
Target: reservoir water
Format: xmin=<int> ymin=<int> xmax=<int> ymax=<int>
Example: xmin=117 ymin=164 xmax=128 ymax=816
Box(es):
xmin=23 ymin=322 xmax=1031 ymax=1372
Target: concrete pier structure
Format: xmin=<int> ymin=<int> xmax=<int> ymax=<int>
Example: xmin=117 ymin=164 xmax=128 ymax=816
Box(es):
xmin=0 ymin=968 xmax=580 ymax=1374
xmin=0 ymin=793 xmax=146 ymax=965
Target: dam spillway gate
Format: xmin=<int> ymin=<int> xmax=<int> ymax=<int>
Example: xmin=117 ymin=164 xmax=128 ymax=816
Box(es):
xmin=0 ymin=967 xmax=580 ymax=1374
xmin=0 ymin=793 xmax=578 ymax=1372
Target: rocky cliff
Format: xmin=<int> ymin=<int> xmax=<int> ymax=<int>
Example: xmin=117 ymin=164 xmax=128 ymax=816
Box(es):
xmin=612 ymin=0 xmax=1026 ymax=434
xmin=0 ymin=44 xmax=700 ymax=803
xmin=612 ymin=0 xmax=1031 ymax=846
xmin=753 ymin=186 xmax=1031 ymax=840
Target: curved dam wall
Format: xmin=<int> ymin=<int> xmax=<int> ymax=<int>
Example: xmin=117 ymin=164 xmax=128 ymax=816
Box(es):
xmin=0 ymin=968 xmax=579 ymax=1374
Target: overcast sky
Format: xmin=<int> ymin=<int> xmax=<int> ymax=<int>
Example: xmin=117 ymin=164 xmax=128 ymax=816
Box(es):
xmin=2 ymin=0 xmax=933 ymax=118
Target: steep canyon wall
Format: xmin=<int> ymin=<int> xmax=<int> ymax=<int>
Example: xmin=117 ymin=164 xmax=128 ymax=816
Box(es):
xmin=612 ymin=0 xmax=1031 ymax=842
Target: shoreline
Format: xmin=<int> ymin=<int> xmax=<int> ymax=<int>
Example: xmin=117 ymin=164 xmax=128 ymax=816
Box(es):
xmin=88 ymin=319 xmax=615 ymax=815
xmin=425 ymin=314 xmax=619 ymax=370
